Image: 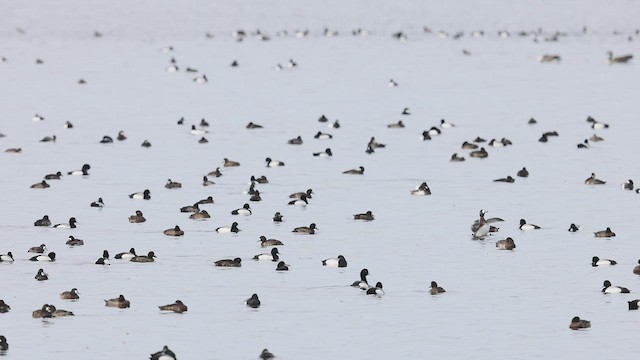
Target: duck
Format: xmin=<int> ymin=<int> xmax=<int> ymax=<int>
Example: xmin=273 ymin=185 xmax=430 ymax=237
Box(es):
xmin=163 ymin=226 xmax=184 ymax=236
xmin=199 ymin=118 xmax=209 ymax=127
xmin=100 ymin=135 xmax=114 ymax=144
xmin=313 ymin=148 xmax=333 ymax=157
xmin=388 ymin=79 xmax=398 ymax=87
xmin=246 ymin=122 xmax=263 ymax=129
xmin=223 ymin=158 xmax=240 ymax=167
xmin=30 ymin=252 xmax=56 ymax=262
xmin=276 ymin=261 xmax=289 ymax=271
xmin=366 ymin=282 xmax=385 ymax=295
xmin=150 ymin=345 xmax=177 ymax=360
xmin=32 ymin=304 xmax=53 ymax=318
xmin=28 ymin=244 xmax=47 ymax=253
xmin=105 ymin=295 xmax=130 ymax=308
xmin=469 ymin=147 xmax=488 ymax=158
xmin=53 ymin=217 xmax=77 ymax=228
xmin=59 ymin=288 xmax=80 ymax=301
xmin=401 ymin=108 xmax=411 ymax=115
xmin=292 ymin=223 xmax=317 ymax=234
xmin=628 ymin=300 xmax=640 ymax=310
xmin=197 ymin=196 xmax=214 ymax=205
xmin=202 ymin=176 xmax=215 ymax=186
xmin=131 ymin=251 xmax=156 ymax=263
xmin=368 ymin=137 xmax=386 ymax=149
xmin=67 ymin=164 xmax=90 ymax=176
xmin=30 ymin=180 xmax=50 ymax=189
xmin=0 ymin=252 xmax=13 ymax=263
xmin=472 ymin=210 xmax=491 ymax=238
xmin=538 ymin=54 xmax=561 ymax=63
xmin=322 ymin=255 xmax=347 ymax=267
xmin=440 ymin=119 xmax=455 ymax=128
xmin=246 ymin=294 xmax=261 ymax=308
xmin=4 ymin=148 xmax=21 ymax=153
xmin=569 ymin=316 xmax=591 ymax=330
xmin=493 ymin=176 xmax=515 ymax=183
xmin=329 ymin=119 xmax=340 ymax=128
xmin=343 ymin=166 xmax=365 ymax=175
xmin=189 ymin=210 xmax=210 ymax=220
xmin=249 ymin=190 xmax=262 ymax=202
xmin=590 ymin=134 xmax=604 ymax=142
xmin=450 ymin=153 xmax=465 ymax=162
xmin=259 ymin=236 xmax=283 ymax=247
xmin=129 ymin=189 xmax=151 ymax=200
xmin=208 ymin=167 xmax=223 ymax=177
xmin=314 ymin=131 xmax=333 ymax=139
xmin=429 ymin=281 xmax=446 ymax=295
xmin=528 ymin=118 xmax=537 ymax=124
xmin=214 ymin=257 xmax=242 ymax=267
xmin=216 ymin=222 xmax=240 ymax=233
xmin=519 ymin=219 xmax=540 ymax=230
xmin=517 ymin=167 xmax=529 ymax=177
xmin=496 ymin=237 xmax=516 ymax=250
xmin=64 ymin=121 xmax=74 ymax=128
xmin=95 ymin=250 xmax=110 ymax=265
xmin=194 ymin=74 xmax=208 ymax=83
xmin=198 ymin=137 xmax=208 ymax=143
xmin=568 ymin=223 xmax=580 ymax=232
xmin=623 ymin=179 xmax=634 ymax=190
xmin=354 ymin=211 xmax=374 ymax=221
xmin=602 ymin=280 xmax=630 ymax=294
xmin=272 ymin=212 xmax=284 ymax=222
xmin=180 ymin=203 xmax=199 ymax=213
xmin=231 ymin=204 xmax=252 ymax=215
xmin=129 ymin=210 xmax=146 ymax=223
xmin=387 ymin=120 xmax=405 ymax=128
xmin=34 ymin=215 xmax=51 ymax=226
xmin=634 ymin=260 xmax=640 ymax=275
xmin=586 ymin=116 xmax=609 ymax=129
xmin=426 ymin=126 xmax=441 ymax=136
xmin=584 ymin=172 xmax=606 ymax=185
xmin=159 ymin=300 xmax=188 ymax=313
xmin=592 ymin=256 xmax=617 ymax=267
xmin=607 ymin=51 xmax=633 ymax=64
xmin=0 ymin=300 xmax=10 ymax=313
xmin=116 ymin=131 xmax=126 ymax=141
xmin=594 ymin=227 xmax=616 ymax=238
xmin=351 ymin=269 xmax=370 ymax=289
xmin=0 ymin=335 xmax=6 ymax=350
xmin=462 ymin=141 xmax=479 ymax=150
xmin=288 ymin=195 xmax=308 ymax=206
xmin=165 ymin=179 xmax=182 ymax=189
xmin=90 ymin=197 xmax=105 ymax=207
xmin=44 ymin=171 xmax=62 ymax=180
xmin=265 ymin=157 xmax=285 ymax=167
xmin=288 ymin=136 xmax=303 ymax=144
xmin=317 ymin=114 xmax=328 ymax=123
xmin=290 ymin=189 xmax=313 ymax=199
xmin=115 ymin=248 xmax=137 ymax=260
xmin=251 ymin=175 xmax=269 ymax=184
xmin=410 ymin=182 xmax=431 ymax=196
xmin=253 ymin=248 xmax=279 ymax=261
xmin=34 ymin=269 xmax=48 ymax=281
xmin=40 ymin=135 xmax=57 ymax=142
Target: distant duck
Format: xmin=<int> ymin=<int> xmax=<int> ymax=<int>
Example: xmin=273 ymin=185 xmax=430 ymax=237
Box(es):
xmin=64 ymin=121 xmax=74 ymax=128
xmin=105 ymin=295 xmax=130 ymax=308
xmin=388 ymin=79 xmax=399 ymax=87
xmin=292 ymin=223 xmax=317 ymax=234
xmin=450 ymin=153 xmax=465 ymax=162
xmin=190 ymin=125 xmax=208 ymax=135
xmin=473 ymin=136 xmax=487 ymax=143
xmin=198 ymin=137 xmax=208 ymax=143
xmin=197 ymin=196 xmax=214 ymax=205
xmin=32 ymin=114 xmax=45 ymax=122
xmin=314 ymin=131 xmax=333 ymax=139
xmin=590 ymin=134 xmax=604 ymax=142
xmin=313 ymin=148 xmax=333 ymax=157
xmin=246 ymin=294 xmax=261 ymax=308
xmin=429 ymin=281 xmax=446 ymax=295
xmin=290 ymin=189 xmax=313 ymax=199
xmin=288 ymin=136 xmax=303 ymax=144
xmin=44 ymin=171 xmax=62 ymax=180
xmin=34 ymin=269 xmax=48 ymax=281
xmin=90 ymin=197 xmax=104 ymax=208
xmin=584 ymin=173 xmax=606 ymax=185
xmin=231 ymin=203 xmax=252 ymax=215
xmin=0 ymin=300 xmax=10 ymax=313
xmin=39 ymin=135 xmax=56 ymax=142
xmin=602 ymin=280 xmax=630 ymax=293
xmin=351 ymin=268 xmax=370 ymax=289
xmin=131 ymin=251 xmax=156 ymax=263
xmin=150 ymin=346 xmax=177 ymax=360
xmin=185 ymin=67 xmax=198 ymax=73
xmin=53 ymin=217 xmax=77 ymax=229
xmin=32 ymin=304 xmax=53 ymax=318
xmin=246 ymin=122 xmax=263 ymax=129
xmin=166 ymin=64 xmax=179 ymax=72
xmin=496 ymin=237 xmax=516 ymax=250
xmin=272 ymin=212 xmax=284 ymax=222
xmin=623 ymin=179 xmax=634 ymax=190
xmin=592 ymin=256 xmax=617 ymax=267
xmin=387 ymin=120 xmax=405 ymax=128
xmin=30 ymin=180 xmax=50 ymax=189
xmin=318 ymin=114 xmax=329 ymax=123
xmin=214 ymin=257 xmax=242 ymax=267
xmin=200 ymin=176 xmax=215 ymax=186
xmin=329 ymin=119 xmax=340 ymax=129
xmin=208 ymin=167 xmax=223 ymax=177
xmin=60 ymin=288 xmax=80 ymax=300
xmin=402 ymin=107 xmax=411 ymax=115
xmin=368 ymin=137 xmax=386 ymax=149
xmin=469 ymin=147 xmax=488 ymax=158
xmin=538 ymin=54 xmax=561 ymax=63
xmin=288 ymin=195 xmax=308 ymax=206
xmin=28 ymin=244 xmax=47 ymax=253
xmin=0 ymin=252 xmax=14 ymax=262
xmin=177 ymin=117 xmax=184 ymax=125
xmin=427 ymin=126 xmax=441 ymax=136
xmin=100 ymin=135 xmax=114 ymax=144
xmin=276 ymin=261 xmax=289 ymax=271
xmin=259 ymin=236 xmax=283 ymax=247
xmin=117 ymin=131 xmax=126 ymax=141
xmin=634 ymin=260 xmax=640 ymax=275
xmin=577 ymin=139 xmax=590 ymax=149
xmin=164 ymin=226 xmax=184 ymax=236
xmin=607 ymin=51 xmax=633 ymax=64
xmin=253 ymin=248 xmax=279 ymax=261
xmin=569 ymin=316 xmax=591 ymax=330
xmin=528 ymin=118 xmax=537 ymax=124
xmin=322 ymin=255 xmax=347 ymax=267
xmin=230 ymin=60 xmax=238 ymax=67
xmin=493 ymin=176 xmax=515 ymax=183
xmin=128 ymin=210 xmax=146 ymax=223
xmin=628 ymin=300 xmax=640 ymax=310
xmin=129 ymin=189 xmax=150 ymax=200
xmin=68 ymin=164 xmax=90 ymax=176
xmin=165 ymin=179 xmax=182 ymax=189
xmin=440 ymin=119 xmax=455 ymax=128
xmin=216 ymin=222 xmax=240 ymax=233
xmin=343 ymin=166 xmax=364 ymax=175
xmin=223 ymin=158 xmax=240 ymax=167
xmin=66 ymin=235 xmax=84 ymax=246
xmin=568 ymin=223 xmax=580 ymax=232
xmin=411 ymin=182 xmax=431 ymax=196
xmin=30 ymin=252 xmax=56 ymax=262
xmin=366 ymin=282 xmax=384 ymax=295
xmin=114 ymin=248 xmax=137 ymax=260
xmin=199 ymin=118 xmax=209 ymax=127
xmin=190 ymin=210 xmax=210 ymax=220
xmin=159 ymin=300 xmax=188 ymax=313
xmin=586 ymin=116 xmax=609 ymax=129
xmin=594 ymin=227 xmax=615 ymax=238
xmin=4 ymin=148 xmax=21 ymax=153
xmin=519 ymin=219 xmax=540 ymax=230
xmin=249 ymin=190 xmax=262 ymax=201
xmin=353 ymin=211 xmax=374 ymax=221
xmin=516 ymin=167 xmax=529 ymax=177
xmin=95 ymin=250 xmax=110 ymax=265
xmin=194 ymin=74 xmax=208 ymax=83
xmin=180 ymin=203 xmax=199 ymax=213
xmin=462 ymin=141 xmax=479 ymax=150
xmin=265 ymin=157 xmax=285 ymax=167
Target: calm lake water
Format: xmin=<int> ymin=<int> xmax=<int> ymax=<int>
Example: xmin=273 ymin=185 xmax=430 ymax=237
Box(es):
xmin=1 ymin=0 xmax=640 ymax=359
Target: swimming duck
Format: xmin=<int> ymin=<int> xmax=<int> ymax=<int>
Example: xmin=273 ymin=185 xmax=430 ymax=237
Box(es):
xmin=577 ymin=139 xmax=590 ymax=149
xmin=623 ymin=179 xmax=634 ymax=190
xmin=568 ymin=224 xmax=580 ymax=232
xmin=216 ymin=222 xmax=240 ymax=233
xmin=366 ymin=282 xmax=385 ymax=295
xmin=90 ymin=198 xmax=105 ymax=208
xmin=159 ymin=300 xmax=188 ymax=313
xmin=253 ymin=248 xmax=279 ymax=261
xmin=472 ymin=210 xmax=491 ymax=238
xmin=141 ymin=140 xmax=152 ymax=147
xmin=314 ymin=131 xmax=333 ymax=139
xmin=272 ymin=212 xmax=284 ymax=222
xmin=351 ymin=269 xmax=370 ymax=289
xmin=462 ymin=141 xmax=479 ymax=150
xmin=223 ymin=158 xmax=240 ymax=167
xmin=231 ymin=204 xmax=252 ymax=215
xmin=34 ymin=216 xmax=51 ymax=226
xmin=318 ymin=115 xmax=328 ymax=123
xmin=584 ymin=173 xmax=606 ymax=185
xmin=40 ymin=135 xmax=56 ymax=142
xmin=289 ymin=189 xmax=313 ymax=199
xmin=208 ymin=167 xmax=223 ymax=177
xmin=189 ymin=210 xmax=210 ymax=220
xmin=634 ymin=260 xmax=640 ymax=275
xmin=440 ymin=119 xmax=455 ymax=128
xmin=607 ymin=51 xmax=633 ymax=64
xmin=164 ymin=226 xmax=184 ymax=236
xmin=202 ymin=176 xmax=215 ymax=186
xmin=246 ymin=294 xmax=261 ymax=308
xmin=592 ymin=256 xmax=617 ymax=267
xmin=292 ymin=223 xmax=317 ymax=234
xmin=198 ymin=137 xmax=208 ymax=143
xmin=34 ymin=269 xmax=48 ymax=281
xmin=129 ymin=210 xmax=146 ymax=223
xmin=628 ymin=300 xmax=640 ymax=310
xmin=165 ymin=179 xmax=182 ymax=189
xmin=246 ymin=122 xmax=263 ymax=129
xmin=64 ymin=121 xmax=74 ymax=128
xmin=0 ymin=300 xmax=10 ymax=313
xmin=180 ymin=203 xmax=199 ymax=213
xmin=214 ymin=257 xmax=242 ymax=267
xmin=569 ymin=316 xmax=591 ymax=330
xmin=105 ymin=295 xmax=130 ymax=308
xmin=426 ymin=127 xmax=441 ymax=136
xmin=30 ymin=180 xmax=50 ymax=189
xmin=313 ymin=148 xmax=333 ymax=157
xmin=131 ymin=251 xmax=156 ymax=263
xmin=410 ymin=182 xmax=431 ymax=195
xmin=129 ymin=189 xmax=151 ymax=200
xmin=519 ymin=219 xmax=540 ymax=230
xmin=288 ymin=195 xmax=308 ymax=206
xmin=265 ymin=157 xmax=285 ymax=167
xmin=368 ymin=137 xmax=386 ymax=149
xmin=496 ymin=237 xmax=516 ymax=250
xmin=469 ymin=147 xmax=488 ymax=158
xmin=329 ymin=119 xmax=340 ymax=128
xmin=586 ymin=116 xmax=609 ymax=129
xmin=197 ymin=196 xmax=214 ymax=205
xmin=116 ymin=131 xmax=126 ymax=141
xmin=28 ymin=244 xmax=47 ymax=253
xmin=259 ymin=236 xmax=283 ymax=247
xmin=589 ymin=134 xmax=604 ymax=142
xmin=0 ymin=252 xmax=13 ymax=263
xmin=150 ymin=346 xmax=177 ymax=360
xmin=538 ymin=54 xmax=561 ymax=63
xmin=429 ymin=281 xmax=446 ymax=295
xmin=354 ymin=211 xmax=374 ymax=221
xmin=288 ymin=136 xmax=303 ymax=144
xmin=30 ymin=252 xmax=56 ymax=262
xmin=44 ymin=171 xmax=62 ymax=180
xmin=115 ymin=248 xmax=137 ymax=260
xmin=0 ymin=335 xmax=7 ymax=350
xmin=322 ymin=255 xmax=347 ymax=267
xmin=517 ymin=167 xmax=529 ymax=177
xmin=493 ymin=176 xmax=515 ymax=183
xmin=450 ymin=153 xmax=465 ymax=162
xmin=4 ymin=148 xmax=21 ymax=153
xmin=199 ymin=118 xmax=209 ymax=127
xmin=53 ymin=217 xmax=77 ymax=228
xmin=401 ymin=108 xmax=410 ymax=115
xmin=387 ymin=120 xmax=405 ymax=128
xmin=60 ymin=288 xmax=80 ymax=300
xmin=95 ymin=250 xmax=110 ymax=265
xmin=388 ymin=79 xmax=398 ymax=87
xmin=249 ymin=190 xmax=262 ymax=201
xmin=32 ymin=304 xmax=53 ymax=318
xmin=594 ymin=227 xmax=615 ymax=238
xmin=343 ymin=166 xmax=364 ymax=175
xmin=194 ymin=74 xmax=208 ymax=83
xmin=100 ymin=135 xmax=113 ymax=144
xmin=602 ymin=280 xmax=630 ymax=293
xmin=251 ymin=175 xmax=269 ymax=184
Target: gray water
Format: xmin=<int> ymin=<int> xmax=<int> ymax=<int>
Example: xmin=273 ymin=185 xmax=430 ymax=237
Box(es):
xmin=1 ymin=0 xmax=640 ymax=359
